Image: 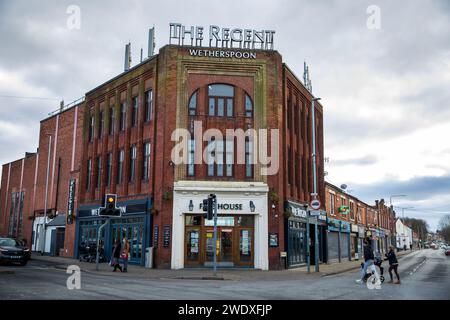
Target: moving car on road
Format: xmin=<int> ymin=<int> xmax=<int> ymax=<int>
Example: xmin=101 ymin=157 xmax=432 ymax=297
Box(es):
xmin=0 ymin=237 xmax=30 ymax=266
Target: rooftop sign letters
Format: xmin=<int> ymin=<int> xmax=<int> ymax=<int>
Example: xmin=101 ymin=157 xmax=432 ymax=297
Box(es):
xmin=169 ymin=23 xmax=275 ymax=50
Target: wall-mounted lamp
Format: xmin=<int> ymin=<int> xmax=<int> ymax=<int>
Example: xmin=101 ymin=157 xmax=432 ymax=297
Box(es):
xmin=188 ymin=200 xmax=194 ymax=212
xmin=250 ymin=201 xmax=255 ymax=212
xmin=272 ymin=203 xmax=276 ymax=209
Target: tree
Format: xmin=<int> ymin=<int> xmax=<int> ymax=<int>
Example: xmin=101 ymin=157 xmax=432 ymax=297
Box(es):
xmin=438 ymin=214 xmax=450 ymax=230
xmin=438 ymin=215 xmax=450 ymax=242
xmin=403 ymin=217 xmax=429 ymax=243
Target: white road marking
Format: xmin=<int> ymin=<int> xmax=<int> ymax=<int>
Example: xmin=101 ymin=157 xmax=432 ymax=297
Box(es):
xmin=409 ymin=258 xmax=427 ymax=275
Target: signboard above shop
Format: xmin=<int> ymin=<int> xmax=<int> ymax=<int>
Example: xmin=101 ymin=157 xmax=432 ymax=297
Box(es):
xmin=169 ymin=23 xmax=275 ymax=51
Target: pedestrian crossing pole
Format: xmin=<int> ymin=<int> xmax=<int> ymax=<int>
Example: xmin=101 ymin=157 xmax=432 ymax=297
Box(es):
xmin=212 ymin=194 xmax=218 ymax=277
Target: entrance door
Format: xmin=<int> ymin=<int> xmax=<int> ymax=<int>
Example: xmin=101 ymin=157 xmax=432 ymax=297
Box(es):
xmin=185 ymin=227 xmax=201 ymax=266
xmin=220 ymin=229 xmax=233 ymax=266
xmin=204 ymin=228 xmax=234 ymax=267
xmin=111 ymin=220 xmax=144 ymax=264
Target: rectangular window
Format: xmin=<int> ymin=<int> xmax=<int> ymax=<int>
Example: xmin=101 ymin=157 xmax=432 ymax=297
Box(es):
xmin=117 ymin=150 xmax=124 ymax=184
xmin=129 ymin=145 xmax=136 ymax=182
xmin=109 ymin=106 xmax=115 ymax=135
xmin=350 ymin=202 xmax=355 ymax=220
xmin=131 ymin=96 xmax=138 ymax=127
xmin=99 ymin=111 xmax=104 ymax=138
xmin=207 ymin=138 xmax=215 ymax=176
xmin=188 ymin=139 xmax=195 ymax=176
xmin=208 ymin=98 xmax=215 ymax=116
xmin=86 ymin=158 xmax=92 ymax=190
xmin=216 ymin=140 xmax=224 ymax=176
xmin=106 ymin=152 xmax=112 ymax=187
xmin=245 ymin=95 xmax=253 ymax=118
xmin=226 ymin=98 xmax=233 ymax=117
xmin=96 ymin=156 xmax=102 ymax=189
xmin=120 ymin=103 xmax=126 ymax=131
xmin=88 ymin=114 xmax=94 ymax=142
xmin=288 ymin=148 xmax=292 ymax=185
xmin=330 ymin=193 xmax=335 ymax=215
xmin=295 ymin=152 xmax=300 ymax=189
xmin=225 ymin=139 xmax=234 ymax=177
xmin=245 ymin=138 xmax=253 ymax=178
xmin=287 ymin=94 xmax=292 ymax=131
xmin=217 ymin=98 xmax=224 ymax=117
xmin=295 ymin=100 xmax=300 ymax=137
xmin=143 ymin=142 xmax=151 ymax=180
xmin=144 ymin=90 xmax=153 ymax=122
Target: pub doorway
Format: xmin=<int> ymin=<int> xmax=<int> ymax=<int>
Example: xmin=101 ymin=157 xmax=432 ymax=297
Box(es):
xmin=184 ymin=214 xmax=254 ymax=267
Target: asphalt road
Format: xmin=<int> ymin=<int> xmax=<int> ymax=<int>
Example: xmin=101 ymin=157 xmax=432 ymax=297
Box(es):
xmin=0 ymin=249 xmax=448 ymax=300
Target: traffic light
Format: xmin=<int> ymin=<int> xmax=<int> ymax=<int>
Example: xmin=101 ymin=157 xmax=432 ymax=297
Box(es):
xmin=202 ymin=195 xmax=214 ymax=220
xmin=99 ymin=194 xmax=121 ymax=216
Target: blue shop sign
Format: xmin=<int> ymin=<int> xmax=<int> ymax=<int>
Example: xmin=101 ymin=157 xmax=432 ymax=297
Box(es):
xmin=340 ymin=221 xmax=351 ymax=233
xmin=327 ymin=218 xmax=341 ymax=232
xmin=327 ymin=218 xmax=351 ymax=233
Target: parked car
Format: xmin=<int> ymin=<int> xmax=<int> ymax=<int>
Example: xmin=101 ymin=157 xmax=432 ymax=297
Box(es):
xmin=0 ymin=237 xmax=30 ymax=266
xmin=445 ymin=246 xmax=450 ymax=256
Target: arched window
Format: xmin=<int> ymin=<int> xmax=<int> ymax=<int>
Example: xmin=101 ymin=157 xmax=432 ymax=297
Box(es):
xmin=188 ymin=91 xmax=198 ymax=116
xmin=208 ymin=84 xmax=234 ymax=117
xmin=245 ymin=94 xmax=253 ymax=118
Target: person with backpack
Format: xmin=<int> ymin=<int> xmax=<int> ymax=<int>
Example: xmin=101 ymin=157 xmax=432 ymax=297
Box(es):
xmin=385 ymin=245 xmax=400 ymax=284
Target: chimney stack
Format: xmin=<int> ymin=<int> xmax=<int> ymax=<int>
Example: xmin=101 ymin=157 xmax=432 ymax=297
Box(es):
xmin=124 ymin=42 xmax=131 ymax=71
xmin=148 ymin=27 xmax=155 ymax=58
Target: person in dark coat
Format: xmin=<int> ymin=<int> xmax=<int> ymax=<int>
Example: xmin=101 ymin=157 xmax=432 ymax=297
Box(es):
xmin=385 ymin=245 xmax=400 ymax=284
xmin=356 ymin=237 xmax=376 ymax=283
xmin=111 ymin=239 xmax=122 ymax=272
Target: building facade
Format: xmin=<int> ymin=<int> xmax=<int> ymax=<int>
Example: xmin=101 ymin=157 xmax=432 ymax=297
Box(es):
xmin=0 ymin=101 xmax=84 ymax=257
xmin=0 ymin=36 xmax=325 ymax=270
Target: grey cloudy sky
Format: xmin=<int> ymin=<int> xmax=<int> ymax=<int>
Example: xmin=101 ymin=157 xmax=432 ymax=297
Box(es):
xmin=1 ymin=0 xmax=449 ymax=230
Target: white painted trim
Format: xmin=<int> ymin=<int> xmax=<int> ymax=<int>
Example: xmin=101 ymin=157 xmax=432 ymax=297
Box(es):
xmin=32 ymin=153 xmax=39 ymax=213
xmin=71 ymin=106 xmax=78 ymax=172
xmin=19 ymin=159 xmax=25 ymax=191
xmin=3 ymin=164 xmax=11 ymax=229
xmin=49 ymin=115 xmax=59 ymax=207
xmin=171 ymin=181 xmax=269 ymax=270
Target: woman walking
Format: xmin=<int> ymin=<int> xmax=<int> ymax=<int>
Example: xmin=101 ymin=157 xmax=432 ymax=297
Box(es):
xmin=121 ymin=237 xmax=130 ymax=273
xmin=111 ymin=239 xmax=122 ymax=272
xmin=385 ymin=245 xmax=400 ymax=284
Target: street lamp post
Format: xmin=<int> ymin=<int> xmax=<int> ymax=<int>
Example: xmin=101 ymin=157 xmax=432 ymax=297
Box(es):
xmin=311 ymin=97 xmax=321 ymax=273
xmin=389 ymin=194 xmax=406 ymax=207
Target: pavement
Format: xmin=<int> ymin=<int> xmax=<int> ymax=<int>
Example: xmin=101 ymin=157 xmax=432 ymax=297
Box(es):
xmin=1 ymin=248 xmax=448 ymax=299
xmin=21 ymin=248 xmax=413 ymax=280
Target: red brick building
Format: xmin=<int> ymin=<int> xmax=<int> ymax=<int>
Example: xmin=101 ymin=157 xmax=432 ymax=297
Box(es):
xmin=1 ymin=37 xmax=325 ymax=270
xmin=325 ymin=182 xmax=397 ymax=263
xmin=0 ymin=101 xmax=84 ymax=257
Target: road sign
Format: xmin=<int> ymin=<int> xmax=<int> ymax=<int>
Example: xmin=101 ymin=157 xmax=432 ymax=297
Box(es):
xmin=309 ymin=210 xmax=320 ymax=216
xmin=310 ymin=199 xmax=321 ymax=210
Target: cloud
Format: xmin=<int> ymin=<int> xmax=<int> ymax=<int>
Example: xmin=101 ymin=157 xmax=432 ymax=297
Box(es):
xmin=0 ymin=0 xmax=449 ymax=231
xmin=331 ymin=154 xmax=378 ymax=166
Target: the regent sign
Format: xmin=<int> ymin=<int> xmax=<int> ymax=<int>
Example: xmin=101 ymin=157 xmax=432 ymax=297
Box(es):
xmin=169 ymin=23 xmax=275 ymax=51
